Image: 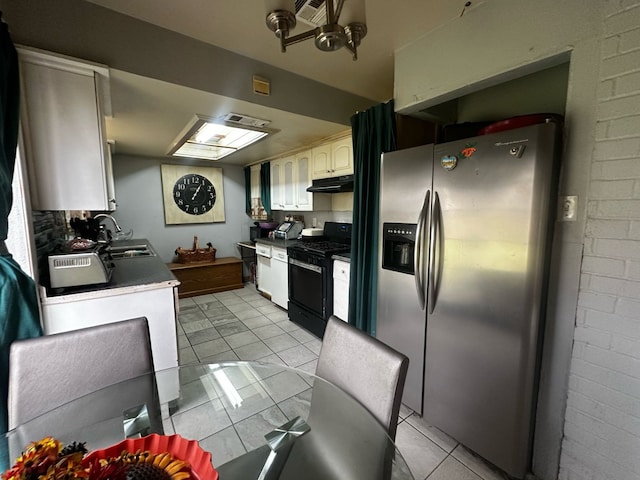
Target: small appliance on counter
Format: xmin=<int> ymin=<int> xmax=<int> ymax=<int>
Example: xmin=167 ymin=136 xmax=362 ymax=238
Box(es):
xmin=273 ymin=220 xmax=304 ymax=240
xmin=48 ymin=241 xmax=113 ymax=289
xmin=300 ymin=227 xmax=324 ymax=239
xmin=250 ymin=221 xmax=278 ymax=243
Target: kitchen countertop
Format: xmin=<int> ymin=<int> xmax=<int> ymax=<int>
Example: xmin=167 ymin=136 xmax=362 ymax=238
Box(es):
xmin=41 ymin=238 xmax=179 ymax=303
xmin=332 ymin=252 xmax=351 ymax=262
xmin=254 ymin=237 xmax=300 ymax=249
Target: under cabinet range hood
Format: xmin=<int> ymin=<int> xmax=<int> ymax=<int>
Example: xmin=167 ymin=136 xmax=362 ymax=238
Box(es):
xmin=307 ymin=175 xmax=354 ymax=193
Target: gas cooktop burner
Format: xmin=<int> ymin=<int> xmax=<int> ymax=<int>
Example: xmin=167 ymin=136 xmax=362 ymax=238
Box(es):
xmin=293 ymin=240 xmax=350 ymax=255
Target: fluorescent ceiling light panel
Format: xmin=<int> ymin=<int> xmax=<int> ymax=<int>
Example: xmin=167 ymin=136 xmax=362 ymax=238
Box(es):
xmin=169 ymin=115 xmax=269 ymax=161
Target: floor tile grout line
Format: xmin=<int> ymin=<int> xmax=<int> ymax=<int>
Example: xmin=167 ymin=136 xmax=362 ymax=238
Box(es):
xmin=178 ymin=285 xmax=502 ymax=480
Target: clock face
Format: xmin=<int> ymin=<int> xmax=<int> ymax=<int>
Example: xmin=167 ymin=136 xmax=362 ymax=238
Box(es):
xmin=172 ymin=174 xmax=217 ymax=215
xmin=161 ymin=164 xmax=225 ymax=224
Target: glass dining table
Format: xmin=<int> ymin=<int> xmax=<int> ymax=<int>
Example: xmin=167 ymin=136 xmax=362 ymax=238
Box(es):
xmin=1 ymin=361 xmax=414 ymax=480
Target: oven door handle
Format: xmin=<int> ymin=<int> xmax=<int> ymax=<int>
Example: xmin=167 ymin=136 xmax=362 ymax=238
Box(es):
xmin=289 ymin=258 xmax=323 ymax=274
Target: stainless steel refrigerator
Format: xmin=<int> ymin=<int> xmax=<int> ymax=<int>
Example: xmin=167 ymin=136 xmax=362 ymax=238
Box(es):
xmin=376 ymin=122 xmax=561 ymax=479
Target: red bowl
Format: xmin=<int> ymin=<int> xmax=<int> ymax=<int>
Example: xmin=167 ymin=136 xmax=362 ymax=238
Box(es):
xmin=83 ymin=434 xmax=218 ymax=480
xmin=478 ymin=113 xmax=563 ymax=135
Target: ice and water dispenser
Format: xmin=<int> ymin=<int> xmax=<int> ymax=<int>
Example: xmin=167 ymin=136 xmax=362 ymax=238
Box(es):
xmin=381 ymin=223 xmax=416 ymax=275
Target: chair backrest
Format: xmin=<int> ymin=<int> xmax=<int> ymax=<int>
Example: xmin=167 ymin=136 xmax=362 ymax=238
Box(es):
xmin=7 ymin=317 xmax=154 ymax=429
xmin=315 ymin=316 xmax=409 ymax=440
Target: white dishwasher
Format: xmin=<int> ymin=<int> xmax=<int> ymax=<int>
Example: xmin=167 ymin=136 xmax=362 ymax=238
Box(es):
xmin=256 ymin=242 xmax=273 ymax=297
xmin=270 ymin=246 xmax=288 ymax=309
xmin=333 ymin=258 xmax=351 ymax=321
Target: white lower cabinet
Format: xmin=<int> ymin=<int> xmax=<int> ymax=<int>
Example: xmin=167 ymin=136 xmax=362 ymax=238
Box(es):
xmin=256 ymin=242 xmax=273 ymax=297
xmin=40 ymin=284 xmax=180 ymax=402
xmin=41 ymin=285 xmax=178 ymax=372
xmin=332 ymin=259 xmax=351 ymax=321
xmin=257 ymin=242 xmax=288 ymax=309
xmin=271 ymin=246 xmax=289 ymax=309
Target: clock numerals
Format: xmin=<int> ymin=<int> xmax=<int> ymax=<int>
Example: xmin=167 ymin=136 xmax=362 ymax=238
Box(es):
xmin=173 ymin=174 xmax=217 ymax=215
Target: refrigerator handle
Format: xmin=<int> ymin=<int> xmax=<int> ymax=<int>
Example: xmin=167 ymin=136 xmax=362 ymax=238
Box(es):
xmin=415 ymin=189 xmax=430 ymax=310
xmin=428 ymin=192 xmax=442 ymax=314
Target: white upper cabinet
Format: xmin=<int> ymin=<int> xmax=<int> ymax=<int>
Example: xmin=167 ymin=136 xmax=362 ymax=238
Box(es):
xmin=271 ymin=151 xmax=329 ymax=211
xmin=282 ymin=155 xmax=295 ymax=209
xmin=294 ymin=150 xmax=312 ymax=210
xmin=312 ymin=135 xmax=354 ymax=179
xmin=311 ymin=143 xmax=332 ymax=179
xmin=331 ymin=136 xmax=354 ymax=177
xmin=18 ymin=47 xmax=115 ymax=211
xmin=250 ymin=164 xmax=261 ymax=199
xmin=269 ymin=132 xmax=350 ymax=211
xmin=270 ymin=158 xmax=284 ymax=211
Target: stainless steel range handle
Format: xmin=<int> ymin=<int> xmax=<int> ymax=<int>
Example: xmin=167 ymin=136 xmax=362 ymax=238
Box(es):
xmin=415 ymin=189 xmax=430 ymax=310
xmin=428 ymin=192 xmax=442 ymax=315
xmin=290 ymin=258 xmax=322 ymax=274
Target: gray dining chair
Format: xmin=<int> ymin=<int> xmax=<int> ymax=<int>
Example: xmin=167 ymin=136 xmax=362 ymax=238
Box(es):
xmin=7 ymin=317 xmax=155 ymax=430
xmin=315 ymin=315 xmax=409 ymax=440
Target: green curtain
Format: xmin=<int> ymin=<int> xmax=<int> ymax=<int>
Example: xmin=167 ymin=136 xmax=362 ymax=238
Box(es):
xmin=348 ymin=100 xmax=397 ymax=335
xmin=260 ymin=162 xmax=271 ymax=216
xmin=0 ymin=20 xmax=43 ymax=438
xmin=244 ymin=166 xmax=251 ymax=215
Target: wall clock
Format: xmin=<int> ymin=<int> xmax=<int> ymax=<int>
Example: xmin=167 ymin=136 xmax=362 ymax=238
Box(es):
xmin=161 ymin=164 xmax=226 ymax=224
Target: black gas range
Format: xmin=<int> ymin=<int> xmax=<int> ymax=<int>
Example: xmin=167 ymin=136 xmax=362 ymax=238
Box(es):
xmin=287 ymin=222 xmax=351 ymax=338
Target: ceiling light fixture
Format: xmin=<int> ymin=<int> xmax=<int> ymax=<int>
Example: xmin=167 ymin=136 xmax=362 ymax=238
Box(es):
xmin=265 ymin=0 xmax=367 ymax=60
xmin=168 ymin=114 xmax=269 ymax=161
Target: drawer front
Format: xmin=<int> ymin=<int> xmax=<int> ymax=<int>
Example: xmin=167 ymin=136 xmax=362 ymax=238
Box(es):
xmin=272 ymin=246 xmax=287 ymax=261
xmin=256 ymin=243 xmax=271 ymax=257
xmin=333 ymin=260 xmax=350 ymax=280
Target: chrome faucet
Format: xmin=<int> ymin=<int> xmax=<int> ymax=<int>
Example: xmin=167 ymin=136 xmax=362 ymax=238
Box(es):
xmin=93 ymin=213 xmax=123 ymax=233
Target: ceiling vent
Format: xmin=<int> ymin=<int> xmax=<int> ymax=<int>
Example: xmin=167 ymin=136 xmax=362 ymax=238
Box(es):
xmin=223 ymin=113 xmax=271 ymax=128
xmin=295 ymin=0 xmax=326 ymax=26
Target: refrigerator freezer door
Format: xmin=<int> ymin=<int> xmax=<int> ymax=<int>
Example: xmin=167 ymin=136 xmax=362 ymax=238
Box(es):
xmin=377 ymin=144 xmax=434 ymax=414
xmin=424 ymin=123 xmax=559 ymax=478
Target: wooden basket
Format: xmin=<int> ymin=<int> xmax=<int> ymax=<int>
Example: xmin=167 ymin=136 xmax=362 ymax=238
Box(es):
xmin=175 ymin=236 xmax=216 ymax=264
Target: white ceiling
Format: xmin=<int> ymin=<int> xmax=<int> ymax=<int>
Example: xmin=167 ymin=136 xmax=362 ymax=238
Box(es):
xmin=105 ymin=69 xmax=354 ymax=165
xmin=85 ymin=0 xmax=479 ymax=165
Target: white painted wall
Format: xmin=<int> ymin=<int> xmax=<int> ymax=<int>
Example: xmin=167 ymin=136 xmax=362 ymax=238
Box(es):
xmin=395 ymin=1 xmax=602 ymax=113
xmin=394 ymin=1 xmax=640 ymax=479
xmin=563 ymin=3 xmax=640 ymax=479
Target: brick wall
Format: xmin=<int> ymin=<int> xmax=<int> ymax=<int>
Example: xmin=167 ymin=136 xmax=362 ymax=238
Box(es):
xmin=559 ymin=2 xmax=640 ymax=479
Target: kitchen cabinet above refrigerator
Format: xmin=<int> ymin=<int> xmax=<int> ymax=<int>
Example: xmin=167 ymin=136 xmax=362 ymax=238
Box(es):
xmin=18 ymin=46 xmax=116 ymax=211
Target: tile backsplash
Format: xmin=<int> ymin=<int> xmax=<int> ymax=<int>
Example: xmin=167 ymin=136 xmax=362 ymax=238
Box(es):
xmin=32 ymin=210 xmax=68 ymax=275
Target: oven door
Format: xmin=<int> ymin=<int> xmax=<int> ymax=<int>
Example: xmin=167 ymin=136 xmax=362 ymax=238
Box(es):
xmin=289 ymin=258 xmax=326 ymax=318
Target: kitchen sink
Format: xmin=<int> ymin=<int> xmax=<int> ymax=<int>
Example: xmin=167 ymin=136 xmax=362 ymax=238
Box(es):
xmin=109 ymin=244 xmax=156 ymax=259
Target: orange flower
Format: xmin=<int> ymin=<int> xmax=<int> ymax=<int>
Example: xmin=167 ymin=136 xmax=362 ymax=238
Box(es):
xmin=461 ymin=147 xmax=476 ymax=158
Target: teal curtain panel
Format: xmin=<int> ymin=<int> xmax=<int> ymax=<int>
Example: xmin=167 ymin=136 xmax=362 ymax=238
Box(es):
xmin=0 ymin=19 xmax=43 ymax=437
xmin=348 ymin=100 xmax=397 ymax=335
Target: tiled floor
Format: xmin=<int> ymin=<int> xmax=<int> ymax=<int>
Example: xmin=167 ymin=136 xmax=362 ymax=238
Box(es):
xmin=176 ymin=284 xmax=511 ymax=480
